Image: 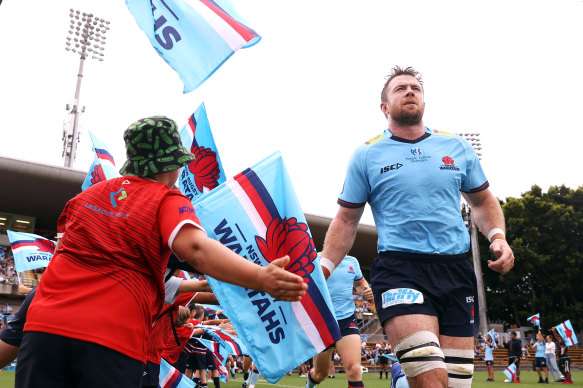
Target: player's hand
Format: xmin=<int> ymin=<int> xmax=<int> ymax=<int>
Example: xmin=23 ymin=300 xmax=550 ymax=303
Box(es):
xmin=487 ymin=239 xmax=514 ymax=274
xmin=361 ymin=286 xmax=374 ymax=303
xmin=260 ymin=256 xmax=307 ymax=301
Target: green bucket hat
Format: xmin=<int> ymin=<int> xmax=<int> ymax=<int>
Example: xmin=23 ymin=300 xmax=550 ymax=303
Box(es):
xmin=119 ymin=115 xmax=196 ymax=177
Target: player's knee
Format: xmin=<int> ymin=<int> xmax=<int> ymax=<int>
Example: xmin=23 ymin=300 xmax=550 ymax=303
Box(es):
xmin=443 ymin=348 xmax=474 ymax=388
xmin=394 ymin=331 xmax=446 ymax=377
xmin=344 ymin=363 xmax=362 ymax=379
xmin=310 ymin=367 xmax=327 ymax=383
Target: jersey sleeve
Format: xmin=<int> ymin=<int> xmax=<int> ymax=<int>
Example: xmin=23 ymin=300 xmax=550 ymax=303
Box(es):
xmin=460 ymin=138 xmax=489 ymax=193
xmin=338 ymin=146 xmax=370 ymax=208
xmin=164 ymin=275 xmax=183 ymax=304
xmin=351 ymin=257 xmax=363 ymax=281
xmin=158 ymin=193 xmax=205 ymax=252
xmin=56 ymin=200 xmax=73 ymax=239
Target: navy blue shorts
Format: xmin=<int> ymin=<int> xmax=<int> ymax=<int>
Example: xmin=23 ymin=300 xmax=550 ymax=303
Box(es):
xmin=371 ymin=251 xmax=478 ymax=337
xmin=486 ymin=360 xmax=494 ymax=366
xmin=338 ymin=313 xmax=360 ymax=338
xmin=535 ymin=357 xmax=547 ymax=368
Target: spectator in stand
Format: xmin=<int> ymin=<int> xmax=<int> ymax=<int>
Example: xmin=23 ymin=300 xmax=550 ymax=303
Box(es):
xmin=545 ymin=334 xmax=564 ymax=382
xmin=530 ymin=332 xmax=549 ymax=383
xmin=503 ymin=332 xmax=522 ymax=383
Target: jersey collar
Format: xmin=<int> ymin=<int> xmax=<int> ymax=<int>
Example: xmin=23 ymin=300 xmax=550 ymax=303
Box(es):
xmin=384 ymin=126 xmax=432 ymax=144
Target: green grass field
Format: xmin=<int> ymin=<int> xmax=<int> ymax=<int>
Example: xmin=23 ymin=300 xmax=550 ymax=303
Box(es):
xmin=0 ymin=370 xmax=580 ymax=387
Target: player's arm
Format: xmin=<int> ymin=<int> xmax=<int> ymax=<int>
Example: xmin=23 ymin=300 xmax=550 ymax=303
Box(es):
xmin=353 ymin=276 xmax=373 ymax=303
xmin=172 ymin=225 xmax=307 ymax=302
xmin=320 ymin=206 xmax=364 ymax=278
xmin=462 ymin=189 xmax=514 ymax=274
xmin=191 ymin=292 xmax=219 ymax=305
xmin=177 ymin=279 xmax=212 ymax=294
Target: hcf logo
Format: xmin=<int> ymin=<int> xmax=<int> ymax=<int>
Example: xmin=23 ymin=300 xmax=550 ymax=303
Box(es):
xmin=110 ymin=188 xmax=127 ymax=208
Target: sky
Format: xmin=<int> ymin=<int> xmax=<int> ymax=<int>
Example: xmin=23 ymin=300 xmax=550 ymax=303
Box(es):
xmin=1 ymin=0 xmax=582 ymax=226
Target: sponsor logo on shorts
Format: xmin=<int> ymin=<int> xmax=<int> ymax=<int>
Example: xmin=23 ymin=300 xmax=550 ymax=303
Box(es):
xmin=381 ymin=288 xmax=424 ymax=308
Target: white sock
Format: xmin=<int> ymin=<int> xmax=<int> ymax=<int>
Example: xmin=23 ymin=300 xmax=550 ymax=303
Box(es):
xmin=248 ymin=371 xmax=260 ymax=388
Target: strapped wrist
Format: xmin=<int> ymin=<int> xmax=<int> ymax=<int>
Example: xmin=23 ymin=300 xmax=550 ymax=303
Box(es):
xmin=320 ymin=257 xmax=336 ymax=274
xmin=487 ymin=227 xmax=505 ymax=242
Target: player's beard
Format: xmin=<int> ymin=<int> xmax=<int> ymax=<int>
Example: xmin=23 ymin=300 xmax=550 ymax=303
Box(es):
xmin=391 ymin=103 xmax=424 ymax=126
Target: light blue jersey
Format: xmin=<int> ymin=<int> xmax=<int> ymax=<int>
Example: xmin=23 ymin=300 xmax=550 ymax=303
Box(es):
xmin=534 ymin=341 xmax=545 ymax=358
xmin=338 ymin=128 xmax=488 ymax=255
xmin=326 ymin=256 xmax=363 ymax=320
xmin=485 ymin=343 xmax=494 ymax=361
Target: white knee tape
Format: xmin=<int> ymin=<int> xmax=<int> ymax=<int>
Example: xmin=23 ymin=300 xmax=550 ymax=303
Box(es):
xmin=443 ymin=348 xmax=474 ymax=388
xmin=393 ymin=331 xmax=445 ymax=377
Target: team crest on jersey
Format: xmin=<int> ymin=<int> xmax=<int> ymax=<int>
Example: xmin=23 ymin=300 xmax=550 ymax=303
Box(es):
xmin=411 ymin=147 xmax=422 ymax=156
xmin=364 ymin=134 xmax=384 ymax=145
xmin=440 ymin=156 xmax=460 ymax=171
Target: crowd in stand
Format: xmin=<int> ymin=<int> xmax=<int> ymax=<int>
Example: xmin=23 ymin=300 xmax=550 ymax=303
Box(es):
xmin=353 ymin=294 xmax=375 ymax=314
xmin=0 ymin=245 xmax=43 ymax=287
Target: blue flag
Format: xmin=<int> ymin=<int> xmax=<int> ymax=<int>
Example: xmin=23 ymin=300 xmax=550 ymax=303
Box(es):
xmin=555 ymin=319 xmax=578 ymax=346
xmin=196 ymin=338 xmax=230 ymax=382
xmin=125 ymin=0 xmax=260 ymax=93
xmin=179 ymin=103 xmax=226 ymax=202
xmin=486 ymin=329 xmax=498 ymax=346
xmin=7 ymin=231 xmax=56 ymax=272
xmin=192 ymin=151 xmax=341 ymax=383
xmin=527 ymin=313 xmax=541 ymax=327
xmin=81 ymin=132 xmax=121 ymax=191
xmin=197 ymin=325 xmax=247 ymax=356
xmin=504 ymin=362 xmax=517 ymax=382
xmin=159 ymin=358 xmax=195 ymax=387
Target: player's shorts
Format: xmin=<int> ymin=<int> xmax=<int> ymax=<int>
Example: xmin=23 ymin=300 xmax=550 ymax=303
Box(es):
xmin=174 ymin=351 xmax=189 ymax=374
xmin=205 ymin=349 xmax=217 ymax=370
xmin=371 ymin=251 xmax=478 ymax=337
xmin=187 ymin=351 xmax=209 ymax=370
xmin=379 ymin=354 xmax=389 ymax=365
xmin=338 ymin=313 xmax=360 ymax=337
xmin=509 ymin=357 xmax=520 ymax=367
xmin=142 ymin=361 xmax=161 ymax=387
xmin=559 ymin=358 xmax=571 ymax=373
xmin=535 ymin=357 xmax=547 ymax=368
xmin=16 ymin=331 xmax=144 ymax=388
xmin=486 ymin=360 xmax=494 ymax=366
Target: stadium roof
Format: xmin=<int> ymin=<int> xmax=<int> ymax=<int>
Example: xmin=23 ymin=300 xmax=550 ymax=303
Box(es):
xmin=0 ymin=156 xmax=378 ymax=269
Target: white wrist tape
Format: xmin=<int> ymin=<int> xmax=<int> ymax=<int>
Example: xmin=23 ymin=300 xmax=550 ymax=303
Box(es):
xmin=320 ymin=257 xmax=336 ymax=274
xmin=487 ymin=228 xmax=505 ymax=242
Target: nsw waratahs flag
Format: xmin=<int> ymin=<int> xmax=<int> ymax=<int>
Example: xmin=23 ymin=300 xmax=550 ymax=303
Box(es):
xmin=179 ymin=103 xmax=226 ymax=202
xmin=504 ymin=362 xmax=518 ymax=382
xmin=487 ymin=329 xmax=499 ymax=345
xmin=125 ymin=0 xmax=260 ymax=93
xmin=192 ymin=151 xmax=341 ymax=383
xmin=7 ymin=231 xmax=56 ymax=272
xmin=159 ymin=358 xmax=195 ymax=388
xmin=196 ymin=338 xmax=230 ymax=382
xmin=555 ymin=320 xmax=578 ymax=346
xmin=527 ymin=313 xmax=541 ymax=327
xmin=82 ymin=132 xmax=121 ymax=191
xmin=197 ymin=325 xmax=247 ymax=356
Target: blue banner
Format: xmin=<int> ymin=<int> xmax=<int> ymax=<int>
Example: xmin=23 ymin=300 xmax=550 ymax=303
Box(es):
xmin=555 ymin=319 xmax=578 ymax=347
xmin=193 ymin=151 xmax=340 ymax=383
xmin=179 ymin=103 xmax=226 ymax=202
xmin=159 ymin=358 xmax=195 ymax=387
xmin=7 ymin=231 xmax=56 ymax=272
xmin=82 ymin=132 xmax=121 ymax=191
xmin=527 ymin=313 xmax=541 ymax=327
xmin=125 ymin=0 xmax=260 ymax=93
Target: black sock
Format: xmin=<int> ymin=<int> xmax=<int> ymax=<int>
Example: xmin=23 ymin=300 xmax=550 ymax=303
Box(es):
xmin=348 ymin=380 xmax=364 ymax=388
xmin=193 ymin=377 xmax=201 ymax=387
xmin=379 ymin=372 xmax=382 ymax=379
xmin=385 ymin=372 xmax=388 ymax=378
xmin=213 ymin=377 xmax=221 ymax=388
xmin=244 ymin=371 xmax=249 ymax=381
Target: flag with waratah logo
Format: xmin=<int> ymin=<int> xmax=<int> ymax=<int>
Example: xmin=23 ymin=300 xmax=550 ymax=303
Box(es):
xmin=196 ymin=338 xmax=230 ymax=382
xmin=82 ymin=132 xmax=121 ymax=191
xmin=527 ymin=313 xmax=541 ymax=327
xmin=197 ymin=325 xmax=247 ymax=356
xmin=555 ymin=320 xmax=578 ymax=346
xmin=504 ymin=362 xmax=517 ymax=382
xmin=487 ymin=329 xmax=499 ymax=345
xmin=7 ymin=231 xmax=56 ymax=272
xmin=192 ymin=151 xmax=341 ymax=383
xmin=125 ymin=0 xmax=260 ymax=93
xmin=159 ymin=358 xmax=195 ymax=388
xmin=179 ymin=103 xmax=226 ymax=202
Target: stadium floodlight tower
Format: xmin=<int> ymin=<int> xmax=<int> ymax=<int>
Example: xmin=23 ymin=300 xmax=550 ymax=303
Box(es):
xmin=62 ymin=9 xmax=110 ymax=168
xmin=459 ymin=132 xmax=488 ymax=336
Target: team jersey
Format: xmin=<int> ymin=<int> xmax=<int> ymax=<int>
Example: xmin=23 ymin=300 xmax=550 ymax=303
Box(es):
xmin=326 ymin=256 xmax=363 ymax=320
xmin=338 ymin=127 xmax=488 ymax=255
xmin=533 ymin=341 xmax=546 ymax=357
xmin=485 ymin=343 xmax=494 ymax=361
xmin=25 ymin=176 xmax=204 ymax=363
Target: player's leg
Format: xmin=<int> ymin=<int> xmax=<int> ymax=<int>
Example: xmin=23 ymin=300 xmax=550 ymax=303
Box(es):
xmin=307 ymin=347 xmax=333 ymax=385
xmin=336 ymin=334 xmax=365 ymax=388
xmin=439 ymin=335 xmax=474 ymax=388
xmin=247 ymin=362 xmax=260 ymax=388
xmin=242 ymin=355 xmax=252 ymax=388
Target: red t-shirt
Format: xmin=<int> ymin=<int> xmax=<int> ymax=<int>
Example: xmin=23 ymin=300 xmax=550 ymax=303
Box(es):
xmin=24 ymin=176 xmax=204 ymax=363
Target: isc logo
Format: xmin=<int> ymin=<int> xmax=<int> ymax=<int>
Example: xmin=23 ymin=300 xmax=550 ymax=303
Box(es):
xmin=380 ymin=163 xmax=403 ymax=174
xmin=152 ymin=3 xmax=182 ymax=50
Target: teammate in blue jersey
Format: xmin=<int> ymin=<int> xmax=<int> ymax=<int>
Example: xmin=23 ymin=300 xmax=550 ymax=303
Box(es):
xmin=320 ymin=66 xmax=515 ymax=388
xmin=306 ymin=256 xmax=373 ymax=388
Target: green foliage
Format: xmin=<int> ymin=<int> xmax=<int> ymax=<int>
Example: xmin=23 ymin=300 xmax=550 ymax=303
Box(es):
xmin=478 ymin=185 xmax=583 ymax=332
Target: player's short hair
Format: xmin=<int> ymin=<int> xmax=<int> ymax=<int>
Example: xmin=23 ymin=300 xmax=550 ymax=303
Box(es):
xmin=381 ymin=66 xmax=423 ymax=102
xmin=510 ymin=331 xmax=517 ymax=336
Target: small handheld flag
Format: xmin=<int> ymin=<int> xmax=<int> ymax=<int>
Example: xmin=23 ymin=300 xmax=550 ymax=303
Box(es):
xmin=125 ymin=0 xmax=261 ymax=93
xmin=82 ymin=132 xmax=121 ymax=191
xmin=527 ymin=313 xmax=541 ymax=327
xmin=7 ymin=231 xmax=56 ymax=272
xmin=486 ymin=329 xmax=498 ymax=346
xmin=555 ymin=320 xmax=578 ymax=347
xmin=196 ymin=338 xmax=230 ymax=382
xmin=179 ymin=103 xmax=226 ymax=202
xmin=193 ymin=151 xmax=341 ymax=382
xmin=159 ymin=358 xmax=195 ymax=387
xmin=504 ymin=362 xmax=517 ymax=382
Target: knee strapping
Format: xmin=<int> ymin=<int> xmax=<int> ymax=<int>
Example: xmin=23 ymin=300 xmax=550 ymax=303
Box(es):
xmin=393 ymin=331 xmax=445 ymax=377
xmin=443 ymin=348 xmax=474 ymax=388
